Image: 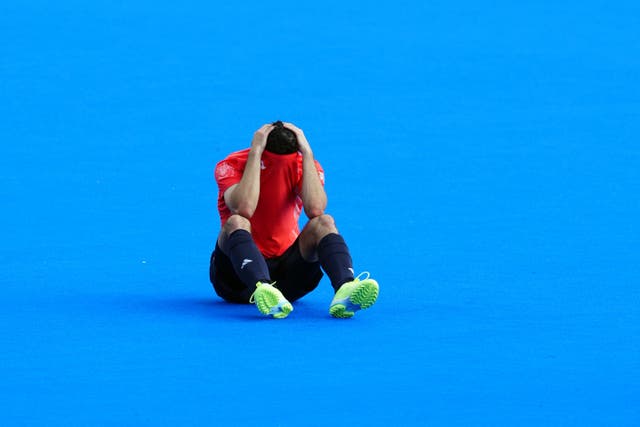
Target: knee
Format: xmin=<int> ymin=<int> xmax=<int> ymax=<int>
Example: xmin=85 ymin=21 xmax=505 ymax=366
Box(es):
xmin=308 ymin=214 xmax=337 ymax=234
xmin=223 ymin=214 xmax=251 ymax=234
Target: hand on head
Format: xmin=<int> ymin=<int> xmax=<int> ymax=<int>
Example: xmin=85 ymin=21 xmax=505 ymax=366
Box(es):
xmin=283 ymin=122 xmax=312 ymax=155
xmin=252 ymin=121 xmax=312 ymax=156
xmin=251 ymin=123 xmax=274 ymax=153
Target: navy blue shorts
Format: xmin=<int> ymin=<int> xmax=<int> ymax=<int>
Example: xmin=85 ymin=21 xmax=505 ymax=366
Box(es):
xmin=209 ymin=238 xmax=324 ymax=303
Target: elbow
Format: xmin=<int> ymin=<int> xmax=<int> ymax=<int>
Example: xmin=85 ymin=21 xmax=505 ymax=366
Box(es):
xmin=232 ymin=204 xmax=255 ymax=219
xmin=304 ymin=205 xmax=325 ymax=219
xmin=303 ymin=196 xmax=328 ymax=219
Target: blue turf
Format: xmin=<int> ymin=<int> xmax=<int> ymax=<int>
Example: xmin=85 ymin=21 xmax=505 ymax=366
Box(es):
xmin=1 ymin=1 xmax=639 ymax=425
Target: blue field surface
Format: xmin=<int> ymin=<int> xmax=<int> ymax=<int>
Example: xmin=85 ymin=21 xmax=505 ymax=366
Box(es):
xmin=1 ymin=1 xmax=639 ymax=425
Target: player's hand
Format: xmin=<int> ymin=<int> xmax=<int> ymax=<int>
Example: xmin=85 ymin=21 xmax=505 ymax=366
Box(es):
xmin=251 ymin=124 xmax=274 ymax=154
xmin=283 ymin=122 xmax=312 ymax=155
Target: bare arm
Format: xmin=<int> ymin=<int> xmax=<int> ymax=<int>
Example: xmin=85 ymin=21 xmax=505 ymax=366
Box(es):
xmin=223 ymin=124 xmax=273 ymax=218
xmin=285 ymin=123 xmax=327 ymax=218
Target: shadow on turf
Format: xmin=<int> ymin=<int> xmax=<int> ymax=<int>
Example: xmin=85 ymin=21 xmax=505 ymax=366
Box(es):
xmin=112 ymin=293 xmax=330 ymax=321
xmin=136 ymin=296 xmax=260 ymax=321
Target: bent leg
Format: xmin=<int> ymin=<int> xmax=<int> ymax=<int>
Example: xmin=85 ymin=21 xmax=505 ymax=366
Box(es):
xmin=216 ymin=215 xmax=271 ymax=292
xmin=217 ymin=214 xmax=251 ymax=254
xmin=209 ymin=243 xmax=253 ymax=303
xmin=299 ymin=214 xmax=355 ymax=292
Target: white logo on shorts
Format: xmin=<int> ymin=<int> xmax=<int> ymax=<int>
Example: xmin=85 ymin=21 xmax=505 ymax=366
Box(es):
xmin=241 ymin=259 xmax=253 ymax=269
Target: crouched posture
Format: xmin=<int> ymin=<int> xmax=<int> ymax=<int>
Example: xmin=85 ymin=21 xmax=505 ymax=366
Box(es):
xmin=209 ymin=121 xmax=379 ymax=318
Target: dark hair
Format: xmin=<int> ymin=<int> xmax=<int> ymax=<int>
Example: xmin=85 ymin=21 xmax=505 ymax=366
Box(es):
xmin=265 ymin=121 xmax=298 ymax=154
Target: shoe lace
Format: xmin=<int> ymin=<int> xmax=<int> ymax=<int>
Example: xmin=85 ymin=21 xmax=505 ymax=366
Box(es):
xmin=355 ymin=271 xmax=370 ymax=282
xmin=249 ymin=281 xmax=277 ymax=303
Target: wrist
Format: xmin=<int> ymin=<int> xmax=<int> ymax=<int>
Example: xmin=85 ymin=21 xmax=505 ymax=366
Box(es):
xmin=247 ymin=148 xmax=264 ymax=166
xmin=250 ymin=145 xmax=265 ymax=156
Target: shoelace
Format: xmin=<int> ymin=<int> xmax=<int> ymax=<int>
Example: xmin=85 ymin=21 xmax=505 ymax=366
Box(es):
xmin=249 ymin=281 xmax=278 ymax=303
xmin=354 ymin=271 xmax=370 ymax=282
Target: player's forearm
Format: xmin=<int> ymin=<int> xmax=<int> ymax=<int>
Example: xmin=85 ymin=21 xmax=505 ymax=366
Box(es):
xmin=301 ymin=152 xmax=327 ymax=218
xmin=226 ymin=150 xmax=262 ymax=218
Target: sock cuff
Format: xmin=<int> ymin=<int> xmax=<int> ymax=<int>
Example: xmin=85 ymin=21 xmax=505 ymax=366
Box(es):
xmin=317 ymin=233 xmax=346 ymax=252
xmin=228 ymin=229 xmax=253 ymax=248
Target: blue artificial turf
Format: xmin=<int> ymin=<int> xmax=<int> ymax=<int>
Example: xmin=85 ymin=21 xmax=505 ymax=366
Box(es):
xmin=1 ymin=1 xmax=639 ymax=425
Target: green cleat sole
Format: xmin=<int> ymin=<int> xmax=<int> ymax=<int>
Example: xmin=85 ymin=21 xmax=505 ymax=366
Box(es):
xmin=272 ymin=303 xmax=293 ymax=319
xmin=350 ymin=281 xmax=379 ymax=309
xmin=329 ymin=278 xmax=379 ymax=319
xmin=251 ymin=282 xmax=293 ymax=319
xmin=329 ymin=304 xmax=355 ymax=318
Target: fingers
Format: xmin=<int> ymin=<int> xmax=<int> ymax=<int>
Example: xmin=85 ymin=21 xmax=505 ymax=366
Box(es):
xmin=256 ymin=123 xmax=274 ymax=135
xmin=283 ymin=122 xmax=307 ymax=143
xmin=251 ymin=123 xmax=275 ymax=152
xmin=282 ymin=122 xmax=302 ymax=133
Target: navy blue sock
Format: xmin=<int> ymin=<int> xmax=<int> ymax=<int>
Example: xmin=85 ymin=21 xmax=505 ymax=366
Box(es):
xmin=317 ymin=233 xmax=355 ymax=292
xmin=227 ymin=230 xmax=271 ymax=289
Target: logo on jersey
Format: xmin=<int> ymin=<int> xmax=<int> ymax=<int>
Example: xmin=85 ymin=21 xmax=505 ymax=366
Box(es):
xmin=216 ymin=162 xmax=237 ymax=180
xmin=241 ymin=259 xmax=253 ymax=270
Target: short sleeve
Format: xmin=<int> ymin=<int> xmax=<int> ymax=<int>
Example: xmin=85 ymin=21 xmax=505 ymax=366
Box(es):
xmin=215 ymin=158 xmax=243 ymax=194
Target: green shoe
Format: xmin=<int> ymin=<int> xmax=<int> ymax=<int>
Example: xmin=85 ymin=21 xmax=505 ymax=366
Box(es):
xmin=250 ymin=282 xmax=293 ymax=319
xmin=329 ymin=272 xmax=379 ymax=318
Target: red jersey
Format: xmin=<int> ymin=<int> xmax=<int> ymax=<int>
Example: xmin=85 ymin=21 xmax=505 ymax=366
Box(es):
xmin=215 ymin=149 xmax=325 ymax=258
